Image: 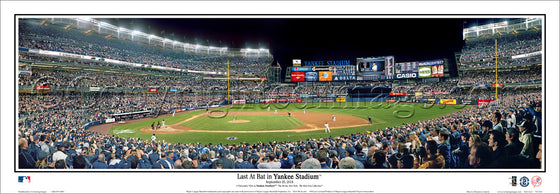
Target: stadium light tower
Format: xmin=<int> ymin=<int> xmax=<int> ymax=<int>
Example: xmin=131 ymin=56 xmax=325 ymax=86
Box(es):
xmin=132 ymin=30 xmax=139 ymax=41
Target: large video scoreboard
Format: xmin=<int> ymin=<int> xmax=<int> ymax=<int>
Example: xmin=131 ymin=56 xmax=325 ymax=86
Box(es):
xmin=356 ymin=56 xmax=395 ymax=81
xmin=290 ymin=57 xmax=445 ymax=82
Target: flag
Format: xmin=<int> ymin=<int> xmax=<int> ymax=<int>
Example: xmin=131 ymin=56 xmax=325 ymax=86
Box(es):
xmin=277 ymin=62 xmax=282 ymax=70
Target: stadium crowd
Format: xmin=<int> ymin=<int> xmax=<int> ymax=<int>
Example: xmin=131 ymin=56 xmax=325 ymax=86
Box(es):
xmin=458 ymin=70 xmax=541 ymax=86
xmin=17 ymin=19 xmax=543 ymax=170
xmin=18 ymin=89 xmax=542 ymax=169
xmin=18 ymin=20 xmax=272 ymax=76
xmin=460 ymin=31 xmax=541 ymax=62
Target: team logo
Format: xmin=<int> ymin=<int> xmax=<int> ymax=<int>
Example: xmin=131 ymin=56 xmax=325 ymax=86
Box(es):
xmin=18 ymin=176 xmax=31 ymax=183
xmin=519 ymin=176 xmax=530 ymax=187
xmin=509 ymin=176 xmax=517 ymax=186
xmin=225 ymin=137 xmax=238 ymax=140
xmin=531 ymin=176 xmax=542 ymax=187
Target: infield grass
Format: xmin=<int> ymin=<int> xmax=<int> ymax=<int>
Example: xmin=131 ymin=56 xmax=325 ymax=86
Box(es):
xmin=181 ymin=115 xmax=305 ymax=131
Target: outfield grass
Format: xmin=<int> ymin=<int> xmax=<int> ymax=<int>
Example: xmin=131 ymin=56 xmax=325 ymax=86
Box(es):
xmin=110 ymin=102 xmax=469 ymax=145
xmin=180 ymin=115 xmax=305 ymax=131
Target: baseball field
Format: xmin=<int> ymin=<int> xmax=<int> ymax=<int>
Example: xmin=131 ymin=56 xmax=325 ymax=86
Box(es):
xmin=102 ymin=102 xmax=469 ymax=144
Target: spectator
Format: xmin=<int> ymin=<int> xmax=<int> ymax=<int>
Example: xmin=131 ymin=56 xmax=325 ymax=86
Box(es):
xmin=257 ymin=152 xmax=281 ymax=169
xmin=468 ymin=143 xmax=493 ymax=168
xmin=93 ymin=154 xmax=108 ymax=169
xmin=418 ymin=140 xmax=445 ymax=169
xmin=518 ymin=121 xmax=535 ymax=159
xmin=339 ymin=157 xmax=356 ymax=169
xmin=19 ymin=138 xmax=36 ymax=169
xmin=301 ymin=158 xmax=321 ymax=169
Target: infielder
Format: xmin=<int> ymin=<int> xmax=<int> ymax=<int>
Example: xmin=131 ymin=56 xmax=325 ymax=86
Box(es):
xmin=324 ymin=122 xmax=330 ymax=133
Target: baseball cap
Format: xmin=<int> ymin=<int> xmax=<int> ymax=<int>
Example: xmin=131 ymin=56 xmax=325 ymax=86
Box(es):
xmin=38 ymin=151 xmax=49 ymax=160
xmin=346 ymin=146 xmax=356 ymax=155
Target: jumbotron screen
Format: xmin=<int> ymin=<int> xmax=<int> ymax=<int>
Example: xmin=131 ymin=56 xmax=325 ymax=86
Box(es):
xmin=356 ymin=56 xmax=394 ymax=81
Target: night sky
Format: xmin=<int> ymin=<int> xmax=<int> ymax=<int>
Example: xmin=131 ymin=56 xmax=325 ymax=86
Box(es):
xmin=98 ymin=17 xmax=468 ymax=76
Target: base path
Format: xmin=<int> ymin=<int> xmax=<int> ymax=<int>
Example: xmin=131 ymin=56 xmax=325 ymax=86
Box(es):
xmin=91 ymin=110 xmax=373 ymax=135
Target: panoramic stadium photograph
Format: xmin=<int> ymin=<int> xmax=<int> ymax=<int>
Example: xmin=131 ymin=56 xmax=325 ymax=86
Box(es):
xmin=16 ymin=16 xmax=543 ymax=170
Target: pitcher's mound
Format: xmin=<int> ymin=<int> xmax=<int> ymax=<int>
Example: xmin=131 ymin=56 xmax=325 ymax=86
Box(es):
xmin=228 ymin=120 xmax=251 ymax=123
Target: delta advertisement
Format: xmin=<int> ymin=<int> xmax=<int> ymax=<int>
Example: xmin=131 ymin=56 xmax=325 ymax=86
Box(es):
xmin=418 ymin=66 xmax=431 ymax=78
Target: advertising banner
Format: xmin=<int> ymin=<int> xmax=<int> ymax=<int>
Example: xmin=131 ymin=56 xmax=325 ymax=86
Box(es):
xmin=149 ymin=88 xmax=158 ymax=92
xmin=491 ymin=83 xmax=504 ymax=87
xmin=89 ymin=87 xmax=101 ymax=92
xmin=385 ymin=99 xmax=396 ymax=102
xmin=394 ymin=73 xmax=418 ymax=79
xmin=333 ymin=76 xmax=357 ymax=81
xmin=293 ymin=59 xmax=302 ymax=66
xmin=459 ymin=99 xmax=476 ymax=105
xmin=477 ymin=100 xmax=494 ymax=105
xmin=105 ymin=118 xmax=116 ymax=123
xmin=259 ymin=99 xmax=276 ymax=104
xmin=291 ymin=66 xmax=312 ymax=71
xmin=336 ymin=97 xmax=347 ymax=102
xmin=169 ymin=89 xmax=178 ymax=92
xmin=418 ymin=66 xmax=431 ymax=78
xmin=430 ymin=65 xmax=443 ymax=77
xmin=36 ymin=86 xmax=51 ymax=91
xmin=318 ymin=71 xmax=333 ymax=81
xmin=322 ymin=100 xmax=334 ymax=102
xmin=390 ymin=93 xmax=407 ymax=96
xmin=440 ymin=99 xmax=457 ymax=105
xmin=332 ymin=65 xmax=356 ymax=76
xmin=277 ymin=98 xmax=301 ymax=103
xmin=232 ymin=100 xmax=246 ymax=104
xmin=291 ymin=71 xmax=305 ymax=82
xmin=415 ymin=92 xmax=423 ymax=96
xmin=305 ymin=71 xmax=318 ymax=81
xmin=418 ymin=59 xmax=444 ymax=66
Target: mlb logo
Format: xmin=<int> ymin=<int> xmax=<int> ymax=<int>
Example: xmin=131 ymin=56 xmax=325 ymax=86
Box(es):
xmin=18 ymin=176 xmax=31 ymax=183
